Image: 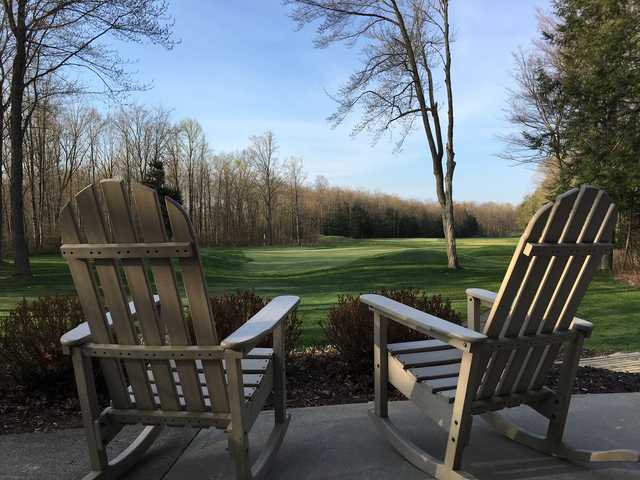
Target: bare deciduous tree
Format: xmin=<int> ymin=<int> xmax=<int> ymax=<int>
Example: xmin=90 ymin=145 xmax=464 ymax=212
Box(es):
xmin=285 ymin=156 xmax=306 ymax=246
xmin=1 ymin=0 xmax=174 ymax=277
xmin=285 ymin=0 xmax=460 ymax=268
xmin=0 ymin=8 xmax=13 ymax=259
xmin=250 ymin=131 xmax=281 ymax=245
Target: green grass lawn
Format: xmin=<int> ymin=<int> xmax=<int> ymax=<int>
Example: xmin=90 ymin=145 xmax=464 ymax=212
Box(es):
xmin=1 ymin=237 xmax=638 ymax=352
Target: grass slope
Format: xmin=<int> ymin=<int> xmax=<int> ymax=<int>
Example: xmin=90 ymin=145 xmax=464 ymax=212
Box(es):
xmin=1 ymin=237 xmax=638 ymax=352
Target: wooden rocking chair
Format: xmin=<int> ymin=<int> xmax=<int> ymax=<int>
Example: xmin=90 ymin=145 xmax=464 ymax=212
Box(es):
xmin=362 ymin=185 xmax=640 ymax=480
xmin=59 ymin=179 xmax=298 ymax=480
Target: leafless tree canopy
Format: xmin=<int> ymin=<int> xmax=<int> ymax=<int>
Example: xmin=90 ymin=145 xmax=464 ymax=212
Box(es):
xmin=3 ymin=0 xmax=174 ymax=95
xmin=288 ymin=0 xmax=444 ymax=146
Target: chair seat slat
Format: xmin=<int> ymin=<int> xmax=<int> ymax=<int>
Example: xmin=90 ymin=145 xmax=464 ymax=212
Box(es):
xmin=411 ymin=363 xmax=460 ymax=381
xmin=395 ymin=349 xmax=462 ymax=369
xmin=388 ymin=339 xmax=453 ymax=355
xmin=423 ymin=376 xmax=459 ymax=393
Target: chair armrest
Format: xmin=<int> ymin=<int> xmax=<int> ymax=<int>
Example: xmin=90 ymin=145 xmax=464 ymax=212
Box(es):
xmin=466 ymin=288 xmax=497 ymax=306
xmin=570 ymin=317 xmax=594 ymax=337
xmin=221 ymin=295 xmax=300 ymax=351
xmin=360 ymin=294 xmax=486 ymax=348
xmin=60 ymin=295 xmax=161 ymax=349
xmin=60 ymin=321 xmax=94 ymax=348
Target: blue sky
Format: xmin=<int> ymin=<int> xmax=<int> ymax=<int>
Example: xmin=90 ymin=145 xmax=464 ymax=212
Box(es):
xmin=113 ymin=0 xmax=551 ymax=204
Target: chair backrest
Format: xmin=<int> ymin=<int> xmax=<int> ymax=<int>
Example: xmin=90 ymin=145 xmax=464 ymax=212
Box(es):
xmin=475 ymin=185 xmax=615 ymax=399
xmin=60 ymin=179 xmax=229 ymax=414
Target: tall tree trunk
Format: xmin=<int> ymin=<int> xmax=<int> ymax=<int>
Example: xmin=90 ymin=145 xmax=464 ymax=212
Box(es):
xmin=294 ymin=188 xmax=302 ymax=246
xmin=442 ymin=0 xmax=459 ymax=269
xmin=391 ymin=0 xmax=459 ymax=268
xmin=0 ymin=118 xmax=3 ymax=260
xmin=266 ymin=197 xmax=273 ymax=245
xmin=8 ymin=2 xmax=32 ymax=278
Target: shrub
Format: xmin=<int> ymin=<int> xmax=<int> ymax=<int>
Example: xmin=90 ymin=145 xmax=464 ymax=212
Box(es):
xmin=321 ymin=288 xmax=461 ymax=374
xmin=208 ymin=290 xmax=302 ymax=356
xmin=0 ymin=296 xmax=84 ymax=397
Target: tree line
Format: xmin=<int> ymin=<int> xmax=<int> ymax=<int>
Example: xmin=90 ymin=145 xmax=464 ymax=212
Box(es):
xmin=503 ymin=0 xmax=640 ymax=272
xmin=0 ymin=101 xmax=518 ymax=254
xmin=0 ymin=0 xmax=175 ymax=278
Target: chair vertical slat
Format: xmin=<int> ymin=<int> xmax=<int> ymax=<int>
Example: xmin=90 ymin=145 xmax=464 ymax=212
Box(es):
xmin=166 ymin=197 xmax=229 ymax=414
xmin=131 ymin=184 xmax=205 ymax=412
xmin=75 ymin=184 xmax=155 ymax=410
xmin=482 ymin=201 xmax=554 ymax=338
xmin=529 ymin=199 xmax=616 ymax=390
xmin=496 ymin=186 xmax=599 ymax=395
xmin=476 ymin=195 xmax=567 ymax=398
xmin=100 ymin=180 xmax=180 ymax=411
xmin=60 ymin=205 xmax=130 ymax=409
xmin=555 ymin=203 xmax=615 ymax=332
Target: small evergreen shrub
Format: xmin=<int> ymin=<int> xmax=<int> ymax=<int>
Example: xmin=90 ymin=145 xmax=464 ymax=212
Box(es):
xmin=209 ymin=290 xmax=302 ymax=356
xmin=0 ymin=296 xmax=84 ymax=396
xmin=321 ymin=288 xmax=461 ymax=374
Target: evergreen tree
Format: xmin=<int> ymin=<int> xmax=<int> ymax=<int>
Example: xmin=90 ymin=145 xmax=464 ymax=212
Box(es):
xmin=142 ymin=159 xmax=183 ymax=232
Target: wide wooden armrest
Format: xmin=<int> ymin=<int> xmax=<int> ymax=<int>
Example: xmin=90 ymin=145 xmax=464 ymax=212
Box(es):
xmin=466 ymin=288 xmax=497 ymax=306
xmin=570 ymin=317 xmax=594 ymax=336
xmin=60 ymin=295 xmax=160 ymax=348
xmin=60 ymin=321 xmax=95 ymax=348
xmin=221 ymin=295 xmax=300 ymax=351
xmin=360 ymin=294 xmax=487 ymax=347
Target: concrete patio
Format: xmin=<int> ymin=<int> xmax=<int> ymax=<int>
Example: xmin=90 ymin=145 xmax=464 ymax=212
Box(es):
xmin=1 ymin=393 xmax=639 ymax=479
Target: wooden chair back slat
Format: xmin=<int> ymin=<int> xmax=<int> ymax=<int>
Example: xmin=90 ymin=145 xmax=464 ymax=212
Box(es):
xmin=475 ymin=186 xmax=614 ymax=400
xmin=491 ymin=186 xmax=599 ymax=396
xmin=509 ymin=191 xmax=614 ymax=394
xmin=483 ymin=188 xmax=577 ymax=337
xmin=166 ymin=198 xmax=230 ymax=413
xmin=528 ymin=196 xmax=615 ymax=390
xmin=59 ymin=205 xmax=131 ymax=409
xmin=75 ymin=184 xmax=155 ymax=410
xmin=131 ymin=183 xmax=206 ymax=412
xmin=474 ymin=196 xmax=558 ymax=398
xmin=100 ymin=180 xmax=180 ymax=411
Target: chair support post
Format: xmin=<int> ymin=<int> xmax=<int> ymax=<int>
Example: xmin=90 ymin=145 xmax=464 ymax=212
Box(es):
xmin=546 ymin=332 xmax=585 ymax=446
xmin=226 ymin=351 xmax=251 ymax=480
xmin=71 ymin=347 xmax=108 ymax=473
xmin=467 ymin=297 xmax=481 ymax=332
xmin=373 ymin=312 xmax=389 ymax=418
xmin=273 ymin=322 xmax=287 ymax=424
xmin=444 ymin=351 xmax=487 ymax=471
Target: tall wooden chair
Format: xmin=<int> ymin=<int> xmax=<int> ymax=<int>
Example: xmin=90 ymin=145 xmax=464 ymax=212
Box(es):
xmin=362 ymin=185 xmax=639 ymax=480
xmin=59 ymin=179 xmax=298 ymax=480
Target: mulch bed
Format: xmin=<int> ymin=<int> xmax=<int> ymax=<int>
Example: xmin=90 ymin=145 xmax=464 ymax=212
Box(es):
xmin=2 ymin=347 xmax=640 ymax=435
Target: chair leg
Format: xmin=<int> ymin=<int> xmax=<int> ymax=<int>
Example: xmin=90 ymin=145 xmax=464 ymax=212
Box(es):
xmin=250 ymin=324 xmax=291 ymax=479
xmin=73 ymin=348 xmax=161 ymax=480
xmin=273 ymin=322 xmax=287 ymax=425
xmin=72 ymin=348 xmax=108 ymax=475
xmin=226 ymin=351 xmax=252 ymax=480
xmin=373 ymin=313 xmax=389 ymax=419
xmin=545 ymin=333 xmax=584 ymax=447
xmin=443 ymin=351 xmax=487 ymax=473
